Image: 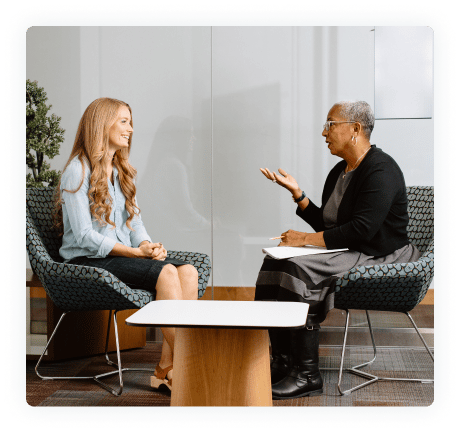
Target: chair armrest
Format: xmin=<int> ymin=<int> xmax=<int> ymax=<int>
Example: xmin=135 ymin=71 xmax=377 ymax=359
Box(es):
xmin=336 ymin=240 xmax=434 ymax=291
xmin=167 ymin=250 xmax=212 ymax=298
xmin=334 ymin=241 xmax=434 ymax=312
xmin=32 ymin=258 xmax=155 ymax=312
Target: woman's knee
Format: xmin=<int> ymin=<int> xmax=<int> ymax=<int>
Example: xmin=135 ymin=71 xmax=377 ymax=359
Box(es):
xmin=157 ymin=264 xmax=180 ymax=284
xmin=178 ymin=264 xmax=198 ymax=281
xmin=156 ymin=265 xmax=182 ymax=299
xmin=178 ymin=265 xmax=199 ymax=299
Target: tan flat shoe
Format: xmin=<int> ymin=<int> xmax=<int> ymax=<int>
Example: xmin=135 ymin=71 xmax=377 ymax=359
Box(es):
xmin=151 ymin=364 xmax=173 ymax=391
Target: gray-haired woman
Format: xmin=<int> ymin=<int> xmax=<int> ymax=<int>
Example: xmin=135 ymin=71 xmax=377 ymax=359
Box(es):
xmin=257 ymin=101 xmax=420 ymax=399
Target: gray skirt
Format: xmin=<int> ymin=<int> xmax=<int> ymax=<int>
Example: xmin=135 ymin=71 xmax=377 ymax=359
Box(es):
xmin=255 ymin=244 xmax=421 ymax=323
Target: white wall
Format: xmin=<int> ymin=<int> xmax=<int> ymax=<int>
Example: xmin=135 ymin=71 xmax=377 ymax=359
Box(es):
xmin=373 ymin=26 xmax=434 ymax=187
xmin=26 ymin=26 xmax=434 ymax=288
xmin=212 ymin=26 xmax=433 ymax=285
xmin=26 ymin=27 xmax=82 ymax=171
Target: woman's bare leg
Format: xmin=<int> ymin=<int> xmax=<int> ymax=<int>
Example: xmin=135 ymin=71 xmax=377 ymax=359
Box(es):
xmin=154 ymin=264 xmax=199 ymax=377
xmin=177 ymin=264 xmax=199 ymax=300
xmin=158 ymin=339 xmax=173 ymax=371
xmin=155 ymin=264 xmax=182 ymax=373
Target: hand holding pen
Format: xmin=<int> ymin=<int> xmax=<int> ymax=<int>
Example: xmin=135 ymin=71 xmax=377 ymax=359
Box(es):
xmin=273 ymin=230 xmax=310 ymax=247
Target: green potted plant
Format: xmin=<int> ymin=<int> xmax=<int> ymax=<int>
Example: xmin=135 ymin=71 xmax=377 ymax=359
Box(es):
xmin=26 ymin=79 xmax=65 ymax=187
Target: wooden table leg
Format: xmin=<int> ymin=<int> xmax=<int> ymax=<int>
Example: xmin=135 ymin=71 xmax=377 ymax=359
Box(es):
xmin=171 ymin=327 xmax=272 ymax=406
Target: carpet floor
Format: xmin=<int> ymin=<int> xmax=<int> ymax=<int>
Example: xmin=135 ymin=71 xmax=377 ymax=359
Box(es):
xmin=27 ymin=342 xmax=433 ymax=407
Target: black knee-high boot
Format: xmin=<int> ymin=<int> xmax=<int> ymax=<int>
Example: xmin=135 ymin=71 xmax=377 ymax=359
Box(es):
xmin=271 ymin=326 xmax=323 ymax=399
xmin=269 ymin=327 xmax=291 ymax=384
xmin=254 ymin=285 xmax=291 ymax=384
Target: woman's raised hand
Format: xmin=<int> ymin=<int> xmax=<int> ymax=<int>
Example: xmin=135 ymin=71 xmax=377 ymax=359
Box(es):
xmin=260 ymin=168 xmax=300 ymax=194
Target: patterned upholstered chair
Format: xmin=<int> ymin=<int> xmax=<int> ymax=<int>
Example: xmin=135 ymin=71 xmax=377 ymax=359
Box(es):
xmin=26 ymin=187 xmax=211 ymax=396
xmin=333 ymin=186 xmax=434 ymax=396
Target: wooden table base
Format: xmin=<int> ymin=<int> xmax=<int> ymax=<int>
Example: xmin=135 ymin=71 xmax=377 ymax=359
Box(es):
xmin=171 ymin=327 xmax=272 ymax=406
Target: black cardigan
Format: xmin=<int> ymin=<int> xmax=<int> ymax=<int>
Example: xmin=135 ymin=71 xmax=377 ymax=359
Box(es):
xmin=296 ymin=146 xmax=409 ymax=257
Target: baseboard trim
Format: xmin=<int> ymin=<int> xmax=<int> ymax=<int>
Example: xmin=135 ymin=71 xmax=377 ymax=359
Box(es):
xmin=200 ymin=287 xmax=255 ymax=301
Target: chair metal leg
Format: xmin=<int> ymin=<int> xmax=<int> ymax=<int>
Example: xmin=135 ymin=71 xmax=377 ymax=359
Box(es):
xmin=337 ymin=309 xmax=351 ymax=395
xmin=337 ymin=310 xmax=379 ymax=396
xmin=104 ymin=310 xmax=118 ymax=368
xmin=103 ymin=310 xmax=156 ymax=381
xmin=337 ymin=309 xmax=434 ymax=396
xmin=35 ymin=312 xmax=68 ymax=380
xmin=93 ymin=310 xmax=125 ymax=396
xmin=406 ymin=312 xmax=434 ymax=362
xmin=35 ymin=310 xmax=156 ymax=397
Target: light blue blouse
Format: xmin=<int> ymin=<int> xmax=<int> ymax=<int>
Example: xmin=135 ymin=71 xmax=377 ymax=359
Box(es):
xmin=59 ymin=157 xmax=152 ymax=262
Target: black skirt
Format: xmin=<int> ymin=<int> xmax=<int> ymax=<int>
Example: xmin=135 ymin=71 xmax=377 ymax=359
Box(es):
xmin=68 ymin=256 xmax=189 ymax=299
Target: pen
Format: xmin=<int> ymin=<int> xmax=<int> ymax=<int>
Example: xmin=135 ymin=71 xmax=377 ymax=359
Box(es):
xmin=269 ymin=236 xmax=284 ymax=240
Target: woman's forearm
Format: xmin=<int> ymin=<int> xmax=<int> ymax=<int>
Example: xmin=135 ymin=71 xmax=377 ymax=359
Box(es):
xmin=292 ymin=188 xmax=310 ymax=210
xmin=304 ymin=231 xmax=326 ymax=248
xmin=109 ymin=241 xmax=165 ymax=260
xmin=292 ymin=191 xmax=310 ymax=210
xmin=109 ymin=243 xmax=142 ymax=258
xmin=279 ymin=229 xmax=326 ymax=248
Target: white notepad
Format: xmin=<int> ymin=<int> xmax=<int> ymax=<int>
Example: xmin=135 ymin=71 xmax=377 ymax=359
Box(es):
xmin=262 ymin=245 xmax=348 ymax=260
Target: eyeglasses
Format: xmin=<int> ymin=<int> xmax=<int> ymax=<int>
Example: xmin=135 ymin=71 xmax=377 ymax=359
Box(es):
xmin=323 ymin=121 xmax=357 ymax=131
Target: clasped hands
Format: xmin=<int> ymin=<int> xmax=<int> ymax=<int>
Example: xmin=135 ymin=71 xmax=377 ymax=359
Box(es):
xmin=139 ymin=241 xmax=167 ymax=261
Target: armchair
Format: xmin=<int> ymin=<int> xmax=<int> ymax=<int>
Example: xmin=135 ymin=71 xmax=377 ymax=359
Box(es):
xmin=26 ymin=187 xmax=211 ymax=396
xmin=333 ymin=186 xmax=434 ymax=395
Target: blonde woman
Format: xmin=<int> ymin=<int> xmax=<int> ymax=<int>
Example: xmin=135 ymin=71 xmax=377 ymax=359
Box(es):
xmin=55 ymin=97 xmax=198 ymax=391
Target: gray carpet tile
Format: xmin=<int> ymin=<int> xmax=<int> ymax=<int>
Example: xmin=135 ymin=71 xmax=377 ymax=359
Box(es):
xmin=27 ymin=342 xmax=433 ymax=407
xmin=322 ymin=306 xmax=433 ymax=329
xmin=38 ymin=390 xmax=107 ymax=406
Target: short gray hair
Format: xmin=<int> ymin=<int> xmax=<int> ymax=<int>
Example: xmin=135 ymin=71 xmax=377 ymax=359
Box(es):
xmin=334 ymin=101 xmax=375 ymax=140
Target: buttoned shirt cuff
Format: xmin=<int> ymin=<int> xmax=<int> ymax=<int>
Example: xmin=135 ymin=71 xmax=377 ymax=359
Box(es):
xmin=130 ymin=229 xmax=152 ymax=248
xmin=96 ymin=237 xmax=118 ymax=258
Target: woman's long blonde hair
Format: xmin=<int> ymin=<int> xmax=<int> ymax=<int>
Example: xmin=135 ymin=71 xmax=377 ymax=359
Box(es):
xmin=54 ymin=97 xmax=140 ymax=232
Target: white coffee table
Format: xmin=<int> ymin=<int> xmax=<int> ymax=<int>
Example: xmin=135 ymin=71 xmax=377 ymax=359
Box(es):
xmin=126 ymin=300 xmax=309 ymax=406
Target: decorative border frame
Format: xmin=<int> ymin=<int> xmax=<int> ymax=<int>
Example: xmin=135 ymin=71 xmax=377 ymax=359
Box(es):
xmin=4 ymin=4 xmax=456 ymax=428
